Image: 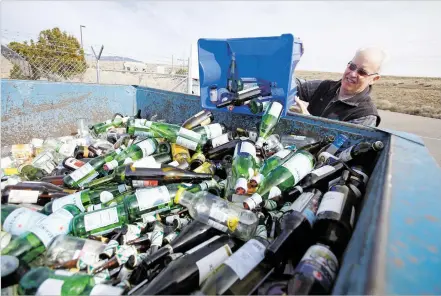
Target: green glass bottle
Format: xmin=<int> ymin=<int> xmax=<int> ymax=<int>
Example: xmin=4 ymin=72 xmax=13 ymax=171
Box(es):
xmin=18 ymin=266 xmax=123 ymax=296
xmin=231 ymin=140 xmax=257 ymax=195
xmin=1 ymin=205 xmax=47 ymax=236
xmin=18 ymin=164 xmax=46 ymax=181
xmin=243 ymin=150 xmax=315 ymax=210
xmin=182 ymin=110 xmax=214 ymax=130
xmin=249 ymin=147 xmax=297 ymax=188
xmin=63 ymin=150 xmax=120 ymax=189
xmin=42 ymin=184 xmax=130 ymax=214
xmin=131 ymin=152 xmax=172 ymax=168
xmin=90 ymin=114 xmax=129 ymax=136
xmin=126 ymin=118 xmax=161 ymax=138
xmin=192 ymin=123 xmax=227 ymax=143
xmin=71 ymin=184 xmax=181 ymax=238
xmin=103 ymin=138 xmax=158 ymax=171
xmin=84 ymin=164 xmax=212 ymax=188
xmin=1 ymin=204 xmax=81 ymax=263
xmin=147 ymin=121 xmax=204 ymax=151
xmin=255 ymin=101 xmax=284 ymax=149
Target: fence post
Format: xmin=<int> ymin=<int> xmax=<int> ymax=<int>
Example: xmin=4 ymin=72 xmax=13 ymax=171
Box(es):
xmin=187 ymin=57 xmax=192 ymax=94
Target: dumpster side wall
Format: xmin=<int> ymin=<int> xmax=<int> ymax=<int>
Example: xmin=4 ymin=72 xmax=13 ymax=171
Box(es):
xmin=1 ymin=79 xmax=136 ymax=145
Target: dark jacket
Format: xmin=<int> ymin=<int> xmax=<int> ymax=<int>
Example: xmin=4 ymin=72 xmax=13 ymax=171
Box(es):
xmin=295 ymin=79 xmax=381 ymax=127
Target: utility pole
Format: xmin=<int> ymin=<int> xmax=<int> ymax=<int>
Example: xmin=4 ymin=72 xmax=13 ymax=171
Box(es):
xmin=80 ymin=25 xmax=86 ymax=49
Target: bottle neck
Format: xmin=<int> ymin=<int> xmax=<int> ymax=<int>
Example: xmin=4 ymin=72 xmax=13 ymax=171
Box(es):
xmin=86 ymin=173 xmax=115 ymax=188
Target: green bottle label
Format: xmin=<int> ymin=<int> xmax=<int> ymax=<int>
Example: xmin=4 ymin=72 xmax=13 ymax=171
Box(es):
xmin=84 ymin=207 xmax=119 ymax=232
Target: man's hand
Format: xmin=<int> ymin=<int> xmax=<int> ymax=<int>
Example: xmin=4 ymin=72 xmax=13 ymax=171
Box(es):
xmin=289 ymin=97 xmax=310 ymax=115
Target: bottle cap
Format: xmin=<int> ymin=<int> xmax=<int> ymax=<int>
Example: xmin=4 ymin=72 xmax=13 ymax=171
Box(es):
xmin=104 ymin=160 xmax=118 ymax=171
xmin=249 ymin=173 xmax=264 ymax=188
xmin=243 ymin=193 xmax=263 ymax=210
xmin=100 ymin=191 xmax=114 ymax=203
xmin=234 ymin=178 xmax=248 ymax=195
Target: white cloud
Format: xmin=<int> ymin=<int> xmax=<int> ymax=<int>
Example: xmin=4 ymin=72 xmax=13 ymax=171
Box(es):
xmin=1 ymin=1 xmax=440 ymax=77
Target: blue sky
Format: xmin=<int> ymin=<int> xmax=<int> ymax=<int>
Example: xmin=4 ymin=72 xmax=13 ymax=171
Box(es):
xmin=1 ymin=1 xmax=440 ymax=77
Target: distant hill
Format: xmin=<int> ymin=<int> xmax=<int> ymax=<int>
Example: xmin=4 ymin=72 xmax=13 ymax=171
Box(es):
xmin=86 ymin=54 xmax=141 ymax=63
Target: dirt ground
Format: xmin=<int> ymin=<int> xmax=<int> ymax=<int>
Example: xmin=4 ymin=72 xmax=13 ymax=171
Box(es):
xmin=295 ymin=70 xmax=441 ymax=119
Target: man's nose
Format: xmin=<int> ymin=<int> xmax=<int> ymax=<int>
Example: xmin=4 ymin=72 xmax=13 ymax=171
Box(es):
xmin=348 ymin=70 xmax=358 ymax=78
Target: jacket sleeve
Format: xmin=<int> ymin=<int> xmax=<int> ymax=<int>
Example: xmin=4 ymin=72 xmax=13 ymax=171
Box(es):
xmin=346 ymin=115 xmax=378 ymax=127
xmin=294 ymin=78 xmax=323 ymax=103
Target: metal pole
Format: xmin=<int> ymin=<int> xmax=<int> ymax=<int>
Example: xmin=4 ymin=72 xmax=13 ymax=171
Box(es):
xmin=80 ymin=25 xmax=86 ymax=49
xmin=96 ymin=60 xmax=100 ymax=83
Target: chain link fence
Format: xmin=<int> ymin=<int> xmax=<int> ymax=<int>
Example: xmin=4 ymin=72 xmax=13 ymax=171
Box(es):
xmin=1 ymin=29 xmax=198 ymax=94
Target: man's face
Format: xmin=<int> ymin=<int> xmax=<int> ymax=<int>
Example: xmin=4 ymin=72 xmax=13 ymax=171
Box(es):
xmin=341 ymin=54 xmax=380 ymax=95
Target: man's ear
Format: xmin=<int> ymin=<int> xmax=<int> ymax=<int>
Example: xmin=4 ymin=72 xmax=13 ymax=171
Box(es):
xmin=370 ymin=75 xmax=381 ymax=85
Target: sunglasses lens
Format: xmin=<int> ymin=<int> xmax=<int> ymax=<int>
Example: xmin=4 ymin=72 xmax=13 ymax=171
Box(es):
xmin=358 ymin=69 xmax=368 ymax=76
xmin=348 ymin=63 xmax=357 ymax=71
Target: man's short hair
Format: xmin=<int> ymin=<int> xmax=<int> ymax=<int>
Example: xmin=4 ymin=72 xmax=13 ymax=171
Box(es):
xmin=354 ymin=47 xmax=388 ymax=73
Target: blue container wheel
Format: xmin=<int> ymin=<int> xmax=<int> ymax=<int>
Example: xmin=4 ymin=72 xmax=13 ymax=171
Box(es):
xmin=197 ymin=33 xmax=303 ymax=116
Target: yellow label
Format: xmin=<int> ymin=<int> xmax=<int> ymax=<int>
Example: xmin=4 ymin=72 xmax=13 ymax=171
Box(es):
xmin=84 ymin=146 xmax=89 ymax=158
xmin=3 ymin=168 xmax=19 ymax=175
xmin=193 ymin=162 xmax=213 ymax=174
xmin=171 ymin=143 xmax=190 ymax=160
xmin=174 ymin=187 xmax=187 ymax=204
xmin=227 ymin=216 xmax=239 ymax=232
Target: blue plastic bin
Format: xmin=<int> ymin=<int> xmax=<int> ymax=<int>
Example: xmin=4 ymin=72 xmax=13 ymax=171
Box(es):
xmin=197 ymin=34 xmax=303 ymax=116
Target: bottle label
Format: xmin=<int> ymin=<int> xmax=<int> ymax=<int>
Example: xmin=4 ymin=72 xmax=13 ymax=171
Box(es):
xmin=89 ymin=284 xmax=123 ymax=296
xmin=273 ymin=149 xmax=291 ymax=159
xmin=8 ymin=190 xmax=39 ymax=204
xmin=36 ymin=278 xmax=65 ymax=296
xmin=31 ymin=208 xmax=74 ymax=247
xmin=132 ymin=180 xmax=159 ymax=188
xmin=326 ymin=134 xmax=349 ymax=155
xmin=178 ymin=127 xmax=202 ymax=142
xmin=135 ymin=186 xmax=171 ymax=211
xmin=295 ymin=245 xmax=339 ymax=292
xmin=328 ymin=177 xmax=340 ymax=188
xmin=150 ymin=228 xmax=164 ymax=247
xmin=69 ymin=163 xmax=98 ymax=184
xmin=64 ymin=158 xmax=85 ymax=170
xmin=203 ymin=124 xmax=223 ymax=139
xmin=239 ymin=141 xmax=256 ymax=158
xmin=208 ymin=203 xmax=239 ymax=232
xmin=338 ymin=146 xmax=353 ymax=162
xmin=211 ymin=134 xmax=230 ymax=148
xmin=137 ymin=140 xmax=156 ymax=156
xmin=186 ymin=235 xmax=221 ymax=255
xmin=224 ymin=239 xmax=266 ymax=280
xmin=134 ymin=130 xmax=155 ymax=137
xmin=282 ymin=153 xmax=313 ymax=183
xmin=3 ymin=208 xmax=46 ymax=236
xmin=134 ymin=119 xmax=147 ymax=126
xmin=196 ymin=244 xmax=232 ymax=284
xmin=312 ymin=165 xmax=335 ymax=177
xmin=84 ymin=207 xmax=119 ymax=232
xmin=317 ymin=191 xmax=345 ymax=215
xmin=176 ymin=136 xmax=199 ymax=151
xmin=52 ymin=191 xmax=86 ymax=213
xmin=87 ymin=204 xmax=102 ymax=212
xmin=168 ymin=160 xmax=179 ymax=167
xmin=267 ymin=101 xmax=283 ymax=117
xmin=207 ymin=219 xmax=228 ymax=232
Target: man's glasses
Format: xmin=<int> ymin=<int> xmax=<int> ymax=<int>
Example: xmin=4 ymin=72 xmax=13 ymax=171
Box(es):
xmin=347 ymin=62 xmax=378 ymax=77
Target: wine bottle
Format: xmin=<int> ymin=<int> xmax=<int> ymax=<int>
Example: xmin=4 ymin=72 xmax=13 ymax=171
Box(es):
xmin=1 ymin=255 xmax=31 ymax=289
xmin=171 ymin=143 xmax=191 ymax=169
xmin=193 ymin=123 xmax=227 ymax=142
xmin=71 ymin=184 xmax=181 ymax=237
xmin=131 ymin=152 xmax=172 ymax=168
xmin=84 ymin=164 xmax=212 ymax=188
xmin=182 ymin=110 xmax=214 ymax=130
xmin=45 ymin=234 xmax=107 ymax=268
xmin=199 ymin=217 xmax=269 ymax=295
xmin=286 ymin=244 xmax=339 ymax=295
xmin=243 ymin=150 xmax=315 ymax=210
xmin=128 ymin=220 xmax=221 ymax=285
xmin=206 ymin=138 xmax=241 ymax=160
xmin=103 ymin=138 xmax=158 ymax=171
xmin=74 ymin=146 xmax=102 ymax=159
xmin=146 ymin=121 xmax=204 ymax=150
xmin=226 ymin=52 xmax=242 ymax=93
xmin=231 ymin=140 xmax=257 ymax=194
xmin=338 ymin=140 xmax=384 ymax=174
xmin=18 ymin=266 xmax=123 ymax=296
xmin=1 ymin=204 xmax=81 ymax=263
xmin=203 ymin=131 xmax=237 ymax=153
xmin=130 ymin=235 xmax=236 ymax=295
xmin=266 ymin=188 xmax=323 ymax=266
xmin=313 ymin=171 xmax=358 ymax=259
xmin=1 ymin=187 xmax=68 ymax=206
xmin=175 ymin=190 xmax=258 ymax=241
xmin=99 ymin=225 xmax=128 ymax=260
xmin=1 ymin=205 xmax=47 ymax=236
xmin=18 ymin=164 xmax=46 ymax=181
xmin=42 ymin=184 xmax=130 ymax=214
xmin=190 ymin=151 xmax=207 ymax=170
xmin=63 ymin=150 xmax=121 ymax=189
xmin=255 ymin=101 xmax=284 ymax=149
xmin=90 ymin=114 xmax=128 ymax=136
xmin=248 ymin=97 xmax=272 ymax=114
xmin=249 ymin=147 xmax=296 ymax=188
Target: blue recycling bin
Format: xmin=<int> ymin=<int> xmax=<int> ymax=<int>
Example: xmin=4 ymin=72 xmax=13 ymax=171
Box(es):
xmin=197 ymin=33 xmax=303 ymax=116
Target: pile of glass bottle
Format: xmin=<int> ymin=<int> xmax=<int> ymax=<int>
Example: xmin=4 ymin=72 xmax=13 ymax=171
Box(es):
xmin=0 ymin=102 xmax=384 ymax=296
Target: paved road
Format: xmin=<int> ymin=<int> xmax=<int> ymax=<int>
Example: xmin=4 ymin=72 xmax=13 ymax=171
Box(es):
xmin=378 ymin=110 xmax=441 ymax=166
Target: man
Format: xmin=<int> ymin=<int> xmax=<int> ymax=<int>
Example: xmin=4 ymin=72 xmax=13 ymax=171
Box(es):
xmin=290 ymin=47 xmax=386 ymax=127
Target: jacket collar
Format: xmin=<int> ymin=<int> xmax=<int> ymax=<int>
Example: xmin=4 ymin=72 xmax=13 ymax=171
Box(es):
xmin=333 ymin=80 xmax=372 ymax=107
